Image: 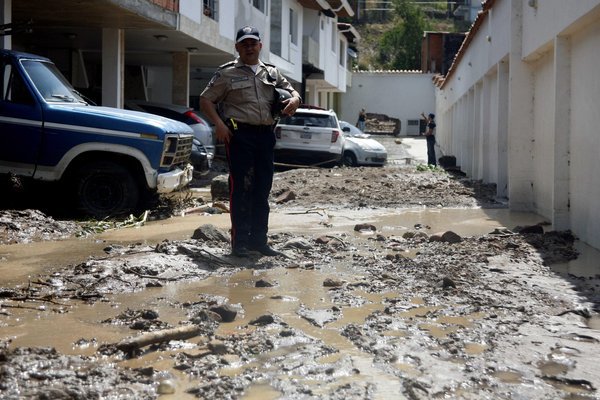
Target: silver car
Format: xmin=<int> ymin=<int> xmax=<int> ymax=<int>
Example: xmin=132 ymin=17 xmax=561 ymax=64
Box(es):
xmin=339 ymin=121 xmax=387 ymax=167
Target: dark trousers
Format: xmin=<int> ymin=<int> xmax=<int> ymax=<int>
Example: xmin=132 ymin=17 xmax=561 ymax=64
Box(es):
xmin=426 ymin=135 xmax=436 ymax=166
xmin=225 ymin=125 xmax=275 ymax=250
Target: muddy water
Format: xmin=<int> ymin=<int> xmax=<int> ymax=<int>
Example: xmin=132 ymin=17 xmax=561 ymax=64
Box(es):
xmin=0 ymin=207 xmax=545 ymax=285
xmin=2 ymin=206 xmax=599 ymax=399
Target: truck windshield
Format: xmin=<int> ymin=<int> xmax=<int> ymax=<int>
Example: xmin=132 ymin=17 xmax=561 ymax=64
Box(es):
xmin=21 ymin=60 xmax=85 ymax=104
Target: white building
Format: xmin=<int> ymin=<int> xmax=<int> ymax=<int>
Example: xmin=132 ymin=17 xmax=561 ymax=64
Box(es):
xmin=435 ymin=0 xmax=600 ymax=250
xmin=1 ymin=0 xmax=356 ymax=111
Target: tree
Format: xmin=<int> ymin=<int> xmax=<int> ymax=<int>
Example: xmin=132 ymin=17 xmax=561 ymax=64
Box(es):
xmin=378 ymin=0 xmax=430 ymax=70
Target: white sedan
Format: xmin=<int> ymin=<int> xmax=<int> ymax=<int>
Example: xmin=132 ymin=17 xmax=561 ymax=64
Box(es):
xmin=339 ymin=121 xmax=388 ymax=167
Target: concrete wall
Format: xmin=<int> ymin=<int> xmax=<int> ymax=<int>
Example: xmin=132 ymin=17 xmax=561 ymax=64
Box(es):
xmin=340 ymin=72 xmax=435 ymax=134
xmin=435 ymin=0 xmax=600 ymax=250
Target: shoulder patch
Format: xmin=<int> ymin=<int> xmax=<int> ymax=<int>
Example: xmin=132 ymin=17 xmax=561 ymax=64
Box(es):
xmin=218 ymin=61 xmax=236 ymax=70
xmin=264 ymin=62 xmax=277 ymax=68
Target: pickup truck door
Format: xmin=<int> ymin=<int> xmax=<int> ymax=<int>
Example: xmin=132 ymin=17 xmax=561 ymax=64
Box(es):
xmin=0 ymin=57 xmax=43 ymax=177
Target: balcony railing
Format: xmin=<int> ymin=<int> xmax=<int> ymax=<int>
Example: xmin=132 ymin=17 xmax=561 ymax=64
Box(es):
xmin=302 ymin=36 xmax=320 ymax=67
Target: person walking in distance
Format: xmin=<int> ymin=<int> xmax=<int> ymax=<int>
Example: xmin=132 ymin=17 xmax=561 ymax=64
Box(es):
xmin=357 ymin=108 xmax=366 ymax=131
xmin=200 ymin=26 xmax=302 ymax=258
xmin=421 ymin=112 xmax=437 ymax=166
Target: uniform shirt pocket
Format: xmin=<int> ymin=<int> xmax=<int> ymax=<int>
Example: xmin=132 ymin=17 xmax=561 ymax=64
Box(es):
xmin=230 ymin=78 xmax=254 ymax=102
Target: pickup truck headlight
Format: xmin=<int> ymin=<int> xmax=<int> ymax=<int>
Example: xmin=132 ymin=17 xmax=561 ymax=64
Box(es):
xmin=161 ymin=134 xmax=193 ymax=167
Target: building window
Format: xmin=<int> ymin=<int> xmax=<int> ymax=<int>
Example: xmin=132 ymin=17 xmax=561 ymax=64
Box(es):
xmin=331 ymin=22 xmax=336 ymax=53
xmin=252 ymin=0 xmax=267 ymax=14
xmin=203 ymin=0 xmax=218 ymax=20
xmin=339 ymin=40 xmax=345 ymax=66
xmin=289 ymin=8 xmax=298 ymax=45
xmin=270 ymin=0 xmax=282 ymax=56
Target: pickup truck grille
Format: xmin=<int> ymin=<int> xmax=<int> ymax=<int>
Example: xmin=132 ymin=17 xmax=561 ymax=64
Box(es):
xmin=161 ymin=134 xmax=193 ymax=167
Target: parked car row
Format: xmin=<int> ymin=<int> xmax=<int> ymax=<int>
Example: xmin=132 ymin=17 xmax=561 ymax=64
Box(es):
xmin=1 ymin=49 xmax=384 ymax=220
xmin=273 ymin=105 xmax=387 ymax=168
xmin=126 ymin=101 xmax=387 ymax=171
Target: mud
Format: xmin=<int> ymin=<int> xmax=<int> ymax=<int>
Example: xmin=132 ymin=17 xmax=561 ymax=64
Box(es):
xmin=1 ymin=137 xmax=599 ymax=399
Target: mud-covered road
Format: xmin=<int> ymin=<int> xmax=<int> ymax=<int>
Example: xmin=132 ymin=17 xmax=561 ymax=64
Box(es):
xmin=1 ymin=137 xmax=599 ymax=399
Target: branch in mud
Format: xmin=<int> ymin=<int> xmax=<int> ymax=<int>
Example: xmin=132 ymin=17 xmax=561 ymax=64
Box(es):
xmin=125 ymin=270 xmax=180 ymax=281
xmin=0 ymin=303 xmax=47 ymax=311
xmin=1 ymin=282 xmax=72 ymax=306
xmin=285 ymin=208 xmax=327 ymax=215
xmin=5 ymin=296 xmax=70 ymax=306
xmin=114 ymin=324 xmax=203 ymax=354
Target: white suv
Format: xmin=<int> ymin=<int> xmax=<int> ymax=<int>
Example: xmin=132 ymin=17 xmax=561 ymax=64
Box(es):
xmin=274 ymin=106 xmax=344 ymax=167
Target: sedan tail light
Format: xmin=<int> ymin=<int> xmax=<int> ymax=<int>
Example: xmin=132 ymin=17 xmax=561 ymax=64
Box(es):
xmin=331 ymin=129 xmax=340 ymax=143
xmin=275 ymin=126 xmax=282 ymax=139
xmin=184 ymin=110 xmax=207 ymax=126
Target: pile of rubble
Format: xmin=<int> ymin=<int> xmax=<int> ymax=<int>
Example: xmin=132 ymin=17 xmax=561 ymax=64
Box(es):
xmin=364 ymin=112 xmax=401 ymax=135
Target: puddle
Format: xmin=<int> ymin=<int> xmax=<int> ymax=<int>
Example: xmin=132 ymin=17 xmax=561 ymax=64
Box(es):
xmin=0 ymin=208 xmax=556 ymax=286
xmin=240 ymin=383 xmax=281 ymax=400
xmin=374 ymin=208 xmax=547 ymax=238
xmin=538 ymin=360 xmax=570 ymax=376
xmin=551 ymin=240 xmax=600 ymax=277
xmin=464 ymin=342 xmax=487 ymax=355
xmin=493 ymin=370 xmax=523 ymax=384
xmin=0 ymin=239 xmax=108 ymax=285
xmin=588 ymin=316 xmax=600 ymax=330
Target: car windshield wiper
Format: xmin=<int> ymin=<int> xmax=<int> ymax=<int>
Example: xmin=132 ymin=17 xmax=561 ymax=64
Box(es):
xmin=49 ymin=93 xmax=77 ymax=102
xmin=73 ymin=89 xmax=94 ymax=105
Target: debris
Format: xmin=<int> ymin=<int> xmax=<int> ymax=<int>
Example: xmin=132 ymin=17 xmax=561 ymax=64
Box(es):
xmin=115 ymin=324 xmax=202 ymax=353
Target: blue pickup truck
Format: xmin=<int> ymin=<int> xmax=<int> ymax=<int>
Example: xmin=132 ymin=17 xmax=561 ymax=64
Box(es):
xmin=0 ymin=49 xmax=194 ymax=218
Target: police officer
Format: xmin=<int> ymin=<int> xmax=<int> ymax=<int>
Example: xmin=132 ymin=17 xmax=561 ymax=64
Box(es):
xmin=200 ymin=26 xmax=301 ymax=257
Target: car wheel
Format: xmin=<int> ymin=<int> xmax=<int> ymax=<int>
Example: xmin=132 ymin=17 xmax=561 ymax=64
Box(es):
xmin=342 ymin=151 xmax=358 ymax=167
xmin=74 ymin=161 xmax=139 ymax=218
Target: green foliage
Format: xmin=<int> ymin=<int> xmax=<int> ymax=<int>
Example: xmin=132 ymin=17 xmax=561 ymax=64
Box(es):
xmin=377 ymin=0 xmax=431 ymax=70
xmin=416 ymin=163 xmax=444 ymax=172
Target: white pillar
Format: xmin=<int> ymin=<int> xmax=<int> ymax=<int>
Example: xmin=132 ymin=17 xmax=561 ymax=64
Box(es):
xmin=461 ymin=85 xmax=479 ymax=178
xmin=552 ymin=35 xmax=571 ymax=230
xmin=507 ymin=0 xmax=534 ymax=210
xmin=102 ymin=28 xmax=124 ymax=108
xmin=496 ymin=58 xmax=509 ymax=199
xmin=1 ymin=0 xmax=11 ymax=50
xmin=480 ymin=76 xmax=491 ymax=182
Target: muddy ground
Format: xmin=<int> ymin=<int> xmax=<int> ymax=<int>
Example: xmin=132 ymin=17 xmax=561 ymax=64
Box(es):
xmin=1 ymin=140 xmax=600 ymax=399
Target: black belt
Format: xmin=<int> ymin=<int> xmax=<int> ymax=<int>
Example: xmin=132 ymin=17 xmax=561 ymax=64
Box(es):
xmin=226 ymin=118 xmax=273 ymax=133
xmin=235 ymin=122 xmax=273 ymax=132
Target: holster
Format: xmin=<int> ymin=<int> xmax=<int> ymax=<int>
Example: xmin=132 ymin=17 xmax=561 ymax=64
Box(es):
xmin=224 ymin=118 xmax=238 ymax=131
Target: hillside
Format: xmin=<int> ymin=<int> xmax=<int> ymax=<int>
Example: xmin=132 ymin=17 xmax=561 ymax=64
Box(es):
xmin=351 ymin=11 xmax=461 ymax=71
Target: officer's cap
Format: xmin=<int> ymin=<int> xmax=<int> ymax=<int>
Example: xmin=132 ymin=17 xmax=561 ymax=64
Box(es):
xmin=236 ymin=26 xmax=261 ymax=43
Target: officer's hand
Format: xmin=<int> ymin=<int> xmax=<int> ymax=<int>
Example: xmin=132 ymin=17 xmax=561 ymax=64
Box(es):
xmin=282 ymin=96 xmax=300 ymax=116
xmin=215 ymin=121 xmax=232 ymax=145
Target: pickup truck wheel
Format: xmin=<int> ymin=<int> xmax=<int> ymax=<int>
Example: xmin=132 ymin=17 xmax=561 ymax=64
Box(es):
xmin=74 ymin=161 xmax=139 ymax=218
xmin=342 ymin=151 xmax=358 ymax=167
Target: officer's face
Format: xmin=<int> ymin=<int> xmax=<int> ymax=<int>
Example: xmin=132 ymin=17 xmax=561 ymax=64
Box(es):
xmin=235 ymin=39 xmax=262 ymax=64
